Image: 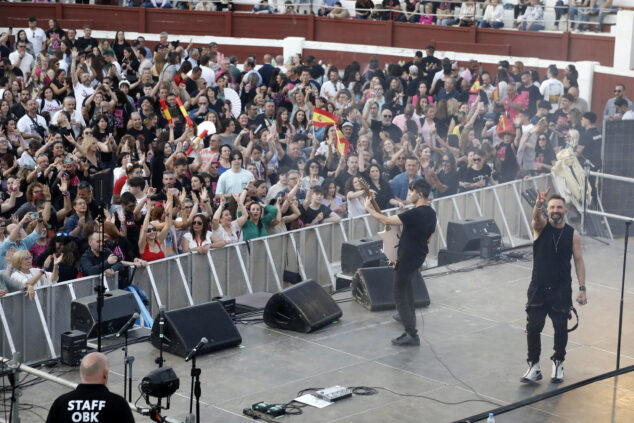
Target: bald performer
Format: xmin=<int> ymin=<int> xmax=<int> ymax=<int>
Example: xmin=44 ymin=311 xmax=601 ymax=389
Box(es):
xmin=46 ymin=352 xmax=135 ymax=423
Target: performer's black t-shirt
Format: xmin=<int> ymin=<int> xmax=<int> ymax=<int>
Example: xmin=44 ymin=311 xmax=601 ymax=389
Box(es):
xmin=46 ymin=384 xmax=135 ymax=423
xmin=397 ymin=205 xmax=436 ymax=270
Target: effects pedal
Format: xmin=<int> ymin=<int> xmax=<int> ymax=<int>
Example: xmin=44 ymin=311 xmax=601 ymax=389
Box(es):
xmin=314 ymin=386 xmax=353 ymax=402
xmin=266 ymin=405 xmax=286 ymax=417
xmin=252 ymin=402 xmax=272 ymax=413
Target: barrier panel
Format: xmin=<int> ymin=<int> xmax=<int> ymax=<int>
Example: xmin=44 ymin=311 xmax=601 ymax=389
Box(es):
xmin=0 ymin=175 xmax=548 ymax=364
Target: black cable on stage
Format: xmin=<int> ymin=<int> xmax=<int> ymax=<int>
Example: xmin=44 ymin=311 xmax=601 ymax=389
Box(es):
xmin=454 ymin=364 xmax=634 ymax=423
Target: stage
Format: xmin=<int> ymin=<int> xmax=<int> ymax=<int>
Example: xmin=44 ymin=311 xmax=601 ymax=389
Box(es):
xmin=11 ymin=237 xmax=634 ymax=422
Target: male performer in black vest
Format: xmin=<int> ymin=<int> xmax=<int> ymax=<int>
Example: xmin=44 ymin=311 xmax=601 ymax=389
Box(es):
xmin=365 ymin=179 xmax=436 ymax=346
xmin=522 ymin=189 xmax=587 ymax=384
xmin=46 ymin=352 xmax=135 ymax=423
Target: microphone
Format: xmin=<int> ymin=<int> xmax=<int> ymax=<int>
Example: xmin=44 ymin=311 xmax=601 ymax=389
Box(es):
xmin=159 ymin=305 xmax=166 ymax=339
xmin=184 ymin=337 xmax=208 ymax=361
xmin=115 ymin=312 xmax=139 ymax=338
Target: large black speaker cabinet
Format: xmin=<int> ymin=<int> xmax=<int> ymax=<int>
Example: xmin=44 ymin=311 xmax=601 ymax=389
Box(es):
xmin=446 ymin=217 xmax=500 ymax=252
xmin=352 ymin=266 xmax=430 ymax=311
xmin=341 ymin=236 xmax=386 ymax=274
xmin=150 ymin=302 xmax=242 ymax=358
xmin=71 ymin=290 xmax=139 ymax=338
xmin=263 ymin=280 xmax=342 ymax=333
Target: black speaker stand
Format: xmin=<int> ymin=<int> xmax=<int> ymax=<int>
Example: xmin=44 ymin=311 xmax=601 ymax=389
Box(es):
xmin=188 ymin=356 xmax=201 ymax=423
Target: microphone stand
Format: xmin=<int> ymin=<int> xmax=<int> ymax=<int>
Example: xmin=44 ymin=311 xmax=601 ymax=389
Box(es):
xmin=155 ymin=308 xmax=165 ymax=410
xmin=122 ymin=328 xmax=135 ymax=402
xmin=188 ymin=356 xmax=202 ymax=423
xmin=616 ymin=220 xmax=631 ymax=370
xmin=96 ymin=212 xmax=106 ymax=352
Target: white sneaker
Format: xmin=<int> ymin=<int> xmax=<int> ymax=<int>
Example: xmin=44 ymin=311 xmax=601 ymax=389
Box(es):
xmin=521 ymin=361 xmax=542 ymax=383
xmin=551 ymin=360 xmax=564 ymax=383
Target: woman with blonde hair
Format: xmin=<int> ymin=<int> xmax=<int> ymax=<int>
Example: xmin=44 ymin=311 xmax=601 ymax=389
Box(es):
xmin=8 ymin=250 xmax=61 ymax=300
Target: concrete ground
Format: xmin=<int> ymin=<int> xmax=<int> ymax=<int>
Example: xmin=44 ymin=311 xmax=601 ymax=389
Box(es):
xmin=6 ymin=236 xmax=634 ymax=422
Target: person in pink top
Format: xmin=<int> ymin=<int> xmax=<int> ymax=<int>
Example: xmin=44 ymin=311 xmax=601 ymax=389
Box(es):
xmin=419 ymin=3 xmax=435 ymax=24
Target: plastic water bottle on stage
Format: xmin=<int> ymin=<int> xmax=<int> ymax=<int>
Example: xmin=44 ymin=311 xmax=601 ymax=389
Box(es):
xmin=487 ymin=412 xmax=495 ymax=422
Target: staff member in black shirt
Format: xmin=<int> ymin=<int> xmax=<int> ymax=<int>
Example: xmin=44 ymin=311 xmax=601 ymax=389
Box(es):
xmin=364 ymin=179 xmax=436 ymax=346
xmin=46 ymin=352 xmax=135 ymax=423
xmin=521 ymin=189 xmax=586 ymax=385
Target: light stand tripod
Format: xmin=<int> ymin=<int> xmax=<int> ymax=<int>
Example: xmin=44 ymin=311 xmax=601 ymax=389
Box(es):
xmin=188 ymin=356 xmax=201 ymax=423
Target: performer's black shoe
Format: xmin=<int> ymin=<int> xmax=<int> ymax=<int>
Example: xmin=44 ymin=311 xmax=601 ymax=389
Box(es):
xmin=392 ymin=312 xmax=401 ymax=322
xmin=391 ymin=332 xmax=420 ymax=346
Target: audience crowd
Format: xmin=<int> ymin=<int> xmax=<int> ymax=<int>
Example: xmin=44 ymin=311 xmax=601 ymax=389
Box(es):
xmin=0 ymin=15 xmax=630 ymax=297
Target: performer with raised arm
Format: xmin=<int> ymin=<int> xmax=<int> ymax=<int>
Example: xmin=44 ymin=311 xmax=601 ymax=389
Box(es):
xmin=364 ymin=179 xmax=436 ymax=346
xmin=522 ymin=188 xmax=587 ymax=384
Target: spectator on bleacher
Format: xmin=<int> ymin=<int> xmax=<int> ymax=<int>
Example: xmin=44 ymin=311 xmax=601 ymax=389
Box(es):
xmin=437 ymin=1 xmax=459 ymax=26
xmin=615 ymin=98 xmax=634 ymax=120
xmin=299 ymin=185 xmax=341 ymax=225
xmin=145 ymin=0 xmax=173 ymax=8
xmin=534 ymin=133 xmax=557 ymax=173
xmin=517 ymin=0 xmax=545 ymax=31
xmin=379 ymin=0 xmax=402 ymax=21
xmin=567 ymin=87 xmax=588 ymax=114
xmin=329 ymin=2 xmax=351 ymax=18
xmin=10 ymin=40 xmax=35 ymax=78
xmin=26 ymin=17 xmax=47 ymax=57
xmin=398 ymin=0 xmax=420 ymax=23
xmin=418 ymin=3 xmax=435 ymax=25
xmin=391 ymin=155 xmax=421 ymax=200
xmin=589 ymin=0 xmax=615 ymax=33
xmin=254 ymin=0 xmax=276 ymax=13
xmin=74 ymin=25 xmax=99 ymax=53
xmin=540 ymin=65 xmax=564 ymax=112
xmin=0 ymin=213 xmax=45 ymax=270
xmin=479 ymin=0 xmax=505 ymax=28
xmin=458 ymin=0 xmax=477 ymax=27
xmin=576 ymin=111 xmax=602 ymax=169
xmin=15 ymin=30 xmax=35 ymax=57
xmin=569 ymin=0 xmax=591 ymax=31
xmin=604 ymin=84 xmax=633 ymax=121
xmin=355 ymin=0 xmax=374 ymax=19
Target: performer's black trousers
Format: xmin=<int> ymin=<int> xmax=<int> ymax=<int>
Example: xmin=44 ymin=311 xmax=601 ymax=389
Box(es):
xmin=393 ymin=265 xmax=418 ymax=336
xmin=526 ymin=304 xmax=568 ymax=363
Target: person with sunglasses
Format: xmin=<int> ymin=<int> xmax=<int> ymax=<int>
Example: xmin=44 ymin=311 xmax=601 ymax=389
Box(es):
xmin=138 ymin=192 xmax=173 ymax=262
xmin=604 ymin=84 xmax=633 ymax=121
xmin=458 ymin=149 xmax=495 ymax=191
xmin=182 ymin=214 xmax=225 ymax=255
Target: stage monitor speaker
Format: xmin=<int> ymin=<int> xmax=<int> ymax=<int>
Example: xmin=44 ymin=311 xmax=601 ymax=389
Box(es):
xmin=341 ymin=236 xmax=385 ymax=274
xmin=437 ymin=249 xmax=480 ymax=266
xmin=150 ymin=302 xmax=242 ymax=358
xmin=71 ymin=289 xmax=139 ymax=338
xmin=263 ymin=280 xmax=342 ymax=333
xmin=352 ymin=266 xmax=430 ymax=311
xmin=446 ymin=217 xmax=500 ymax=252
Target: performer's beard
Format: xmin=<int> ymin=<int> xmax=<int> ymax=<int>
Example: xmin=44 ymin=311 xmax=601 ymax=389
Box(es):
xmin=549 ymin=212 xmax=563 ymax=225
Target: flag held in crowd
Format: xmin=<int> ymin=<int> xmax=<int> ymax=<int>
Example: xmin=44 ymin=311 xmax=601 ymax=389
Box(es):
xmin=496 ymin=112 xmax=513 ymax=135
xmin=469 ymin=76 xmax=481 ymax=94
xmin=335 ymin=129 xmax=351 ymax=156
xmin=159 ymin=99 xmax=173 ymax=125
xmin=313 ymin=107 xmax=338 ymax=127
xmin=175 ymin=97 xmax=194 ymax=127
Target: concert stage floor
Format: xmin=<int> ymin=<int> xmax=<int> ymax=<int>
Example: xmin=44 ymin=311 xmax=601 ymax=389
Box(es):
xmin=16 ymin=237 xmax=634 ymax=422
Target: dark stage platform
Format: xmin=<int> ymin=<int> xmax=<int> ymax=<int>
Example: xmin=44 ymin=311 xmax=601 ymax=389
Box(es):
xmin=8 ymin=237 xmax=634 ymax=422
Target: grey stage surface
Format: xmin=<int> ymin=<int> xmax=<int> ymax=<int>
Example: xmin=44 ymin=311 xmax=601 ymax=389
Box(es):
xmin=12 ymin=237 xmax=634 ymax=422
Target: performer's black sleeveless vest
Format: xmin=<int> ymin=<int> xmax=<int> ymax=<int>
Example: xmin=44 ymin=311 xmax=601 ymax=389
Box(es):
xmin=528 ymin=222 xmax=574 ymax=309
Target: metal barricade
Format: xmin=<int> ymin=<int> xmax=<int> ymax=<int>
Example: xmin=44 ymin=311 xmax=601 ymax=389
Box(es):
xmin=0 ymin=174 xmax=550 ymax=364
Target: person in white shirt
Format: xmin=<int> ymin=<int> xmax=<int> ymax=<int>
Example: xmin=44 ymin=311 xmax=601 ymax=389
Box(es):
xmin=9 ymin=250 xmax=60 ymax=299
xmin=478 ymin=0 xmax=505 ymax=28
xmin=17 ymin=99 xmax=48 ymax=141
xmin=615 ymin=98 xmax=634 ymax=120
xmin=320 ymin=67 xmax=344 ymax=101
xmin=539 ymin=65 xmax=564 ymax=112
xmin=9 ymin=41 xmax=35 ymax=77
xmin=181 ymin=214 xmax=225 ymax=254
xmin=26 ymin=17 xmax=47 ymax=57
xmin=70 ymin=48 xmax=95 ymax=115
xmin=51 ymin=97 xmax=86 ymax=138
xmin=215 ymin=150 xmax=254 ymax=198
xmin=212 ymin=195 xmax=245 ymax=244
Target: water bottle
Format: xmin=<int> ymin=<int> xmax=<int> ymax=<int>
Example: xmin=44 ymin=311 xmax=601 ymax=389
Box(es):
xmin=487 ymin=412 xmax=495 ymax=423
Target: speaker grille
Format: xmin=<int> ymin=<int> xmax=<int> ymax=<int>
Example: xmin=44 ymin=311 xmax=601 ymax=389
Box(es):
xmin=352 ymin=267 xmax=430 ymax=311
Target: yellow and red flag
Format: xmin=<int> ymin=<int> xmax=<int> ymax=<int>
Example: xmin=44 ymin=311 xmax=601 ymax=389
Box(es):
xmin=469 ymin=76 xmax=481 ymax=94
xmin=313 ymin=107 xmax=338 ymax=128
xmin=492 ymin=85 xmax=500 ymax=102
xmin=335 ymin=129 xmax=351 ymax=156
xmin=496 ymin=112 xmax=513 ymax=135
xmin=175 ymin=97 xmax=194 ymax=127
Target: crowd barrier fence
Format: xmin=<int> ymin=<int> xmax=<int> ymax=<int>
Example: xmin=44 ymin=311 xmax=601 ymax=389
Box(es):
xmin=0 ymin=174 xmax=550 ymax=364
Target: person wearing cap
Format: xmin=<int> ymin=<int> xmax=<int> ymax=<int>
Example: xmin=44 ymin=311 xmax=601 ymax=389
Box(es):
xmin=26 ymin=17 xmax=47 ymax=57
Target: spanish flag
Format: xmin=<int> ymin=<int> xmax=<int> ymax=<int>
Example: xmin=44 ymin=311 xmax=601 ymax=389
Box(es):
xmin=492 ymin=85 xmax=500 ymax=102
xmin=469 ymin=76 xmax=481 ymax=94
xmin=335 ymin=128 xmax=351 ymax=156
xmin=496 ymin=112 xmax=513 ymax=135
xmin=313 ymin=107 xmax=338 ymax=128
